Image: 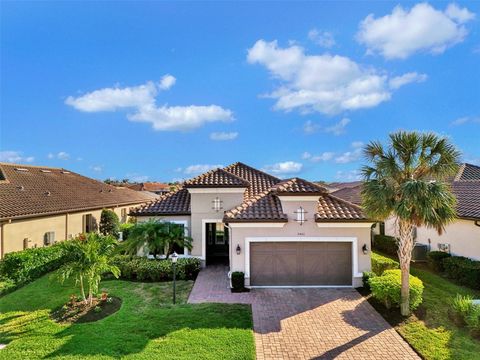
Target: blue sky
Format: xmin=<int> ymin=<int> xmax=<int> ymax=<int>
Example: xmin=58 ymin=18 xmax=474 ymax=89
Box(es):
xmin=1 ymin=1 xmax=479 ymax=182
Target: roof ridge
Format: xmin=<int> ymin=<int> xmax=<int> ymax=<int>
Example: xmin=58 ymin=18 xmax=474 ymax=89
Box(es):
xmin=326 ymin=192 xmax=364 ymax=211
xmin=0 ymin=162 xmax=64 ymax=170
xmin=224 ymin=189 xmax=273 ymax=217
xmin=184 ymin=167 xmax=249 ymax=187
xmin=223 ymin=162 xmax=281 ymax=182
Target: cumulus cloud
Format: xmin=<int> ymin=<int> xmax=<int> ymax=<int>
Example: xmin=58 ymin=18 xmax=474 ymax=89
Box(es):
xmin=0 ymin=150 xmax=34 ymax=163
xmin=48 ymin=151 xmax=70 ymax=160
xmin=262 ymin=161 xmax=303 ymax=176
xmin=247 ymin=40 xmax=421 ymax=115
xmin=308 ymin=29 xmax=335 ymax=48
xmin=126 ymin=173 xmax=150 ymax=183
xmin=66 ymin=76 xmax=234 ymax=131
xmin=389 ymin=72 xmax=427 ymax=89
xmin=91 ymin=165 xmax=103 ymax=173
xmin=357 ymin=3 xmax=475 ymax=59
xmin=451 ymin=116 xmax=480 ymax=126
xmin=335 ymin=170 xmax=362 ymax=181
xmin=303 ymin=120 xmax=321 ymax=134
xmin=209 ymin=132 xmax=239 ymax=141
xmin=183 ymin=164 xmax=224 ymax=176
xmin=335 ymin=142 xmax=364 ymax=164
xmin=325 ymin=118 xmax=350 ymax=135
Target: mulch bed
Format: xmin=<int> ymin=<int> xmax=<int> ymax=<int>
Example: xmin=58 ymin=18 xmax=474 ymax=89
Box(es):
xmin=52 ymin=296 xmax=122 ymax=324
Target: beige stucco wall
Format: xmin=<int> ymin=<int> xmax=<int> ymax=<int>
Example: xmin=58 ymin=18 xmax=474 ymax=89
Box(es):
xmin=385 ymin=217 xmax=480 ymax=260
xmin=0 ymin=204 xmax=144 ymax=257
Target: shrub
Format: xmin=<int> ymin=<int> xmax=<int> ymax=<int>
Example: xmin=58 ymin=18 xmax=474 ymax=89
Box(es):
xmin=362 ymin=271 xmax=376 ymax=292
xmin=451 ymin=294 xmax=474 ymax=326
xmin=369 ymin=269 xmax=424 ymax=311
xmin=373 ymin=235 xmax=398 ymax=256
xmin=99 ymin=209 xmax=120 ymax=238
xmin=0 ymin=244 xmax=67 ymax=285
xmin=112 ymin=255 xmax=200 ymax=282
xmin=427 ymin=251 xmax=451 ymax=273
xmin=443 ymin=256 xmax=480 ymax=290
xmin=231 ymin=272 xmax=245 ymax=291
xmin=0 ymin=277 xmax=17 ymax=295
xmin=119 ymin=223 xmax=134 ymax=241
xmin=371 ymin=252 xmax=399 ymax=276
xmin=465 ymin=304 xmax=480 ymax=337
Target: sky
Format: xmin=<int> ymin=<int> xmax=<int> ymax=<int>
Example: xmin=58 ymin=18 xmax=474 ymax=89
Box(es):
xmin=1 ymin=1 xmax=479 ymax=183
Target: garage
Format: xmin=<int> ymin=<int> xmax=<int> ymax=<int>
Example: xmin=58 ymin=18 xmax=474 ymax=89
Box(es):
xmin=249 ymin=242 xmax=352 ymax=286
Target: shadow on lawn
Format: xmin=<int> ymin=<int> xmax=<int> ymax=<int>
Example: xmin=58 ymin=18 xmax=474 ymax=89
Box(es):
xmin=45 ymin=302 xmax=252 ymax=358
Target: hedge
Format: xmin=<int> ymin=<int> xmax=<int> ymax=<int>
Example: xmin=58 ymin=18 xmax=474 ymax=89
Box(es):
xmin=371 ymin=252 xmax=399 ymax=276
xmin=369 ymin=269 xmax=424 ymax=310
xmin=427 ymin=251 xmax=451 ymax=273
xmin=443 ymin=256 xmax=480 ymax=290
xmin=373 ymin=234 xmax=398 ymax=256
xmin=111 ymin=255 xmax=201 ymax=282
xmin=0 ymin=244 xmax=67 ymax=285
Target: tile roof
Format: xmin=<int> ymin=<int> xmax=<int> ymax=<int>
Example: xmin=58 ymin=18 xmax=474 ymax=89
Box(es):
xmin=0 ymin=162 xmax=152 ymax=220
xmin=273 ymin=177 xmax=327 ymax=195
xmin=452 ymin=182 xmax=480 ymax=220
xmin=224 ymin=191 xmax=288 ymax=222
xmin=315 ymin=195 xmax=367 ymax=221
xmin=130 ymin=188 xmax=191 ymax=216
xmin=184 ymin=168 xmax=250 ymax=188
xmin=454 ymin=163 xmax=480 ymax=181
xmin=331 ymin=185 xmax=363 ymax=206
xmin=128 ymin=182 xmax=170 ymax=192
xmin=223 ymin=162 xmax=281 ymax=198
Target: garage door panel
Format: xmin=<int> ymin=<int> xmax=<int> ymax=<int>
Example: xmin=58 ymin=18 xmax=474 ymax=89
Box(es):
xmin=250 ymin=241 xmax=352 ymax=286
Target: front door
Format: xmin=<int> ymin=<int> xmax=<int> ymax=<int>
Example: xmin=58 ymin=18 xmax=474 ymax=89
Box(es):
xmin=206 ymin=223 xmax=229 ymax=265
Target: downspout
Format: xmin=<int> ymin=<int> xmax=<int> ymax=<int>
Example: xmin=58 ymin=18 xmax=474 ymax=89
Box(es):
xmin=224 ymin=223 xmax=233 ymax=288
xmin=0 ymin=219 xmax=11 ymax=259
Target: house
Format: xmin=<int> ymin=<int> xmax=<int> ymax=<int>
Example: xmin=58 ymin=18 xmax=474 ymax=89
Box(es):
xmin=131 ymin=162 xmax=374 ymax=287
xmin=128 ymin=182 xmax=171 ymax=196
xmin=0 ymin=162 xmax=152 ymax=257
xmin=332 ymin=163 xmax=480 ymax=260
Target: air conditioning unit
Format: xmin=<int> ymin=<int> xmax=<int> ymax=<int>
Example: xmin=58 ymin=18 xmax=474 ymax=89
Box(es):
xmin=438 ymin=243 xmax=451 ymax=253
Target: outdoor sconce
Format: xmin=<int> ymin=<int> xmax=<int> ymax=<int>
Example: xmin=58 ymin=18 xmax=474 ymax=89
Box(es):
xmin=362 ymin=244 xmax=369 ymax=255
xmin=236 ymin=244 xmax=241 ymax=255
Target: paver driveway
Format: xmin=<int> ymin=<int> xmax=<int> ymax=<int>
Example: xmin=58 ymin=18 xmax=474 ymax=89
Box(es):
xmin=189 ymin=266 xmax=419 ymax=360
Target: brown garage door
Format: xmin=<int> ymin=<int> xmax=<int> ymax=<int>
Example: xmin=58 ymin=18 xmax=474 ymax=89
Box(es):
xmin=250 ymin=242 xmax=352 ymax=286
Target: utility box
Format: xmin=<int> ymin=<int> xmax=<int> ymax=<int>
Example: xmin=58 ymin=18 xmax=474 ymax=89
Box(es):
xmin=412 ymin=243 xmax=428 ymax=262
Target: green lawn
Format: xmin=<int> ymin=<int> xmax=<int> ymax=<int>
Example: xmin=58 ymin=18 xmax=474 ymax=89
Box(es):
xmin=372 ymin=252 xmax=480 ymax=360
xmin=0 ymin=275 xmax=255 ymax=360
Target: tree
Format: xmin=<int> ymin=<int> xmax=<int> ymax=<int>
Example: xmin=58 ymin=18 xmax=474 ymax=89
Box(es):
xmin=57 ymin=233 xmax=120 ymax=305
xmin=99 ymin=209 xmax=120 ymax=238
xmin=122 ymin=220 xmax=193 ymax=258
xmin=361 ymin=131 xmax=460 ymax=316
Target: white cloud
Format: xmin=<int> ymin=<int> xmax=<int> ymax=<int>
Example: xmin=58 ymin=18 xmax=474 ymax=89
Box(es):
xmin=0 ymin=150 xmax=34 ymax=163
xmin=91 ymin=165 xmax=103 ymax=173
xmin=308 ymin=29 xmax=335 ymax=48
xmin=357 ymin=3 xmax=475 ymax=59
xmin=311 ymin=152 xmax=336 ymax=162
xmin=389 ymin=72 xmax=427 ymax=89
xmin=48 ymin=151 xmax=70 ymax=160
xmin=66 ymin=76 xmax=234 ymax=131
xmin=209 ymin=132 xmax=239 ymax=141
xmin=303 ymin=120 xmax=321 ymax=134
xmin=183 ymin=164 xmax=224 ymax=176
xmin=335 ymin=142 xmax=364 ymax=164
xmin=247 ymin=40 xmax=421 ymax=115
xmin=159 ymin=74 xmax=176 ymax=90
xmin=126 ymin=173 xmax=150 ymax=183
xmin=301 ymin=152 xmax=312 ymax=160
xmin=262 ymin=161 xmax=303 ymax=176
xmin=335 ymin=170 xmax=362 ymax=181
xmin=325 ymin=118 xmax=350 ymax=135
xmin=451 ymin=116 xmax=480 ymax=126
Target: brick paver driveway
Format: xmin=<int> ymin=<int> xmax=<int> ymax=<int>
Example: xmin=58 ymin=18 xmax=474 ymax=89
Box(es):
xmin=189 ymin=266 xmax=419 ymax=360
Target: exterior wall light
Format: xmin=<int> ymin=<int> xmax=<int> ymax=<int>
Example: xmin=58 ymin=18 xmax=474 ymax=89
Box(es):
xmin=236 ymin=244 xmax=241 ymax=255
xmin=362 ymin=244 xmax=369 ymax=255
xmin=294 ymin=206 xmax=307 ymax=225
xmin=212 ymin=197 xmax=223 ymax=212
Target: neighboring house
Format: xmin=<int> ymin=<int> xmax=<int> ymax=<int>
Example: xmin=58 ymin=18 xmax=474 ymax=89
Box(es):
xmin=128 ymin=182 xmax=171 ymax=196
xmin=131 ymin=162 xmax=374 ymax=287
xmin=332 ymin=163 xmax=480 ymax=260
xmin=0 ymin=162 xmax=152 ymax=257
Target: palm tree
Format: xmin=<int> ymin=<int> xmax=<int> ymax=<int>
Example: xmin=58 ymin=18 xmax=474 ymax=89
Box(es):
xmin=57 ymin=233 xmax=120 ymax=305
xmin=122 ymin=220 xmax=193 ymax=259
xmin=361 ymin=131 xmax=460 ymax=316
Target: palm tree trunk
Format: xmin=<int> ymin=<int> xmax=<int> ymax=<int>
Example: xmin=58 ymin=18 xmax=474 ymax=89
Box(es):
xmin=80 ymin=275 xmax=87 ymax=303
xmin=397 ymin=219 xmax=414 ymax=316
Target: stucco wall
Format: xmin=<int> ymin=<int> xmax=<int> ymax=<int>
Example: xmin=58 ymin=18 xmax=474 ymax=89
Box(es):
xmin=385 ymin=217 xmax=480 ymax=260
xmin=0 ymin=204 xmax=144 ymax=257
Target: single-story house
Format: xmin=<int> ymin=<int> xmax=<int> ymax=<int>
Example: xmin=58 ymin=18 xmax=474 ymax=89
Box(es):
xmin=331 ymin=163 xmax=480 ymax=260
xmin=0 ymin=162 xmax=152 ymax=257
xmin=131 ymin=162 xmax=374 ymax=287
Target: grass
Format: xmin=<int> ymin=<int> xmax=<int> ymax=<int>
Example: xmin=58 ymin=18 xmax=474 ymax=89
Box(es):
xmin=0 ymin=275 xmax=255 ymax=359
xmin=370 ymin=251 xmax=480 ymax=360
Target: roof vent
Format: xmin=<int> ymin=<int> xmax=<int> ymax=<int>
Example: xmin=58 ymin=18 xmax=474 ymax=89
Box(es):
xmin=15 ymin=168 xmax=28 ymax=172
xmin=61 ymin=171 xmax=71 ymax=174
xmin=17 ymin=185 xmax=25 ymax=191
xmin=40 ymin=169 xmax=51 ymax=173
xmin=45 ymin=191 xmax=51 ymax=196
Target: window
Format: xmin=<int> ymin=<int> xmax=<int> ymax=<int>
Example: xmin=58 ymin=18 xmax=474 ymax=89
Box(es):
xmin=44 ymin=232 xmax=55 ymax=246
xmin=212 ymin=197 xmax=223 ymax=212
xmin=83 ymin=214 xmax=96 ymax=233
xmin=121 ymin=208 xmax=127 ymax=223
xmin=294 ymin=206 xmax=307 ymax=225
xmin=206 ymin=222 xmax=228 ymax=245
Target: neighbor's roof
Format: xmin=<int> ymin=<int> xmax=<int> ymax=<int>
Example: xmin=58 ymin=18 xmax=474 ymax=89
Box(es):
xmin=133 ymin=162 xmax=367 ymax=222
xmin=0 ymin=162 xmax=152 ymax=220
xmin=454 ymin=163 xmax=480 ymax=181
xmin=331 ymin=185 xmax=363 ymax=206
xmin=128 ymin=182 xmax=170 ymax=192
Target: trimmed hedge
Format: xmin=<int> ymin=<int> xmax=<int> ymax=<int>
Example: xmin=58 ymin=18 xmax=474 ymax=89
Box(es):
xmin=369 ymin=269 xmax=424 ymax=310
xmin=371 ymin=252 xmax=399 ymax=276
xmin=0 ymin=244 xmax=67 ymax=285
xmin=427 ymin=251 xmax=451 ymax=273
xmin=373 ymin=234 xmax=398 ymax=256
xmin=443 ymin=256 xmax=480 ymax=290
xmin=362 ymin=271 xmax=376 ymax=291
xmin=111 ymin=255 xmax=201 ymax=282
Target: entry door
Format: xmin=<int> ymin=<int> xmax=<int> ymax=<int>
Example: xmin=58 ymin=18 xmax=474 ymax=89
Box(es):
xmin=250 ymin=242 xmax=352 ymax=286
xmin=206 ymin=223 xmax=229 ymax=265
